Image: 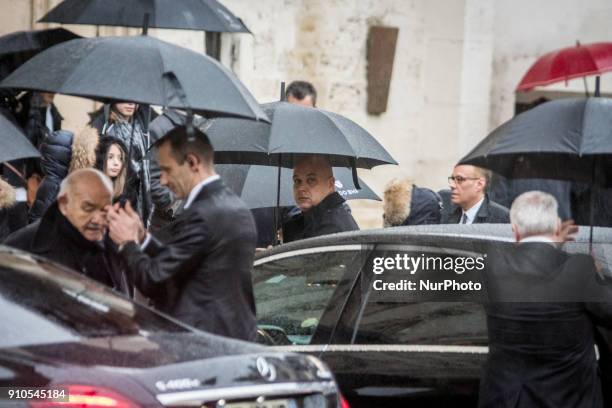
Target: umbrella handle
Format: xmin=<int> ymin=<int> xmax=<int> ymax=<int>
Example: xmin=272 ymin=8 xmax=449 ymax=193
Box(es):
xmin=350 ymin=158 xmax=361 ymax=190
xmin=274 ymin=154 xmax=283 ymax=245
xmin=142 ymin=13 xmax=150 ymax=35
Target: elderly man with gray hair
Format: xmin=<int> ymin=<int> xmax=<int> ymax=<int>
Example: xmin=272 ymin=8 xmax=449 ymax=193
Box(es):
xmin=480 ymin=190 xmax=612 ymax=408
xmin=4 ymin=168 xmax=128 ymax=293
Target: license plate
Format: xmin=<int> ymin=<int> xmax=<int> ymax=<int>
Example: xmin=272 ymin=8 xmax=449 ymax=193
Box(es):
xmin=225 ymin=399 xmax=295 ymax=408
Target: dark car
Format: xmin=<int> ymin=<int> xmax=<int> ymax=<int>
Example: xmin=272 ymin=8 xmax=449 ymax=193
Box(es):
xmin=252 ymin=224 xmax=612 ymax=408
xmin=0 ymin=246 xmax=341 ymax=408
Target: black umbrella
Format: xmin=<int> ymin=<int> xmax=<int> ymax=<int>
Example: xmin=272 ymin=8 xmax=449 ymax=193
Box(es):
xmin=0 ymin=28 xmax=81 ymax=81
xmin=460 ymin=97 xmax=612 ymax=247
xmin=460 ymin=98 xmax=612 ymax=183
xmin=216 ymin=164 xmax=380 ymax=209
xmin=0 ymin=114 xmax=41 ymax=163
xmin=0 ymin=35 xmax=268 ymax=122
xmin=39 ymin=0 xmax=250 ymax=33
xmin=201 ymin=101 xmax=397 ymax=169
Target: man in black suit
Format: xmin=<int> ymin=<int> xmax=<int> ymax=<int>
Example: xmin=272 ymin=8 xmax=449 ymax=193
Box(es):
xmin=443 ymin=164 xmax=509 ymax=224
xmin=480 ymin=191 xmax=612 ymax=408
xmin=107 ymin=126 xmax=257 ymax=341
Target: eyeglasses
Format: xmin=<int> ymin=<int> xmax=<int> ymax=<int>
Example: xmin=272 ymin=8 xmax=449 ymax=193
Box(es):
xmin=448 ymin=176 xmax=480 ymax=185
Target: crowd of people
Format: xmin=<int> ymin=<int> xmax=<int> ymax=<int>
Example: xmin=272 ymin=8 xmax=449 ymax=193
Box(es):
xmin=1 ymin=80 xmax=611 ymax=407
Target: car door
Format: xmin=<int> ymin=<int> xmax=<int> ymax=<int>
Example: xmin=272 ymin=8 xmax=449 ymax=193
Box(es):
xmin=253 ymin=244 xmax=370 ymax=347
xmin=322 ymin=241 xmax=489 ymax=408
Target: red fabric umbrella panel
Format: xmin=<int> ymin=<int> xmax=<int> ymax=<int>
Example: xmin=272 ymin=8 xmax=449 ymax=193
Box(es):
xmin=516 ymin=42 xmax=612 ymax=91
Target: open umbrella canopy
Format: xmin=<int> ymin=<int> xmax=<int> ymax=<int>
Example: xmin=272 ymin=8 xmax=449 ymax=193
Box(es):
xmin=0 ymin=28 xmax=81 ymax=81
xmin=202 ymin=102 xmax=397 ymax=168
xmin=0 ymin=35 xmax=268 ymax=122
xmin=460 ymin=97 xmax=612 ymax=184
xmin=39 ymin=0 xmax=250 ymax=33
xmin=216 ymin=164 xmax=380 ymax=209
xmin=0 ymin=113 xmax=41 ymax=163
xmin=516 ymin=42 xmax=612 ymax=91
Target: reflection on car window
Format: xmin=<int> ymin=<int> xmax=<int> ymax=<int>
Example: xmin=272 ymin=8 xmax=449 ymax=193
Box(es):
xmin=0 ymin=252 xmax=188 ymax=348
xmin=355 ymin=245 xmax=488 ymax=346
xmin=355 ymin=301 xmax=487 ymax=345
xmin=253 ymin=249 xmax=364 ymax=345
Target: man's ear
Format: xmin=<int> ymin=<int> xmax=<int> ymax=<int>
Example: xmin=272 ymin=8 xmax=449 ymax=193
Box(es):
xmin=58 ymin=195 xmax=69 ymax=216
xmin=185 ymin=153 xmax=200 ymax=170
xmin=511 ymin=223 xmax=521 ymax=242
xmin=477 ymin=178 xmax=486 ymax=193
xmin=554 ymin=217 xmax=562 ymax=236
xmin=328 ymin=176 xmax=336 ymax=191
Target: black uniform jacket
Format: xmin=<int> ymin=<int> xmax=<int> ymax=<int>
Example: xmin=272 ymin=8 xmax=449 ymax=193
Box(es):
xmin=119 ymin=179 xmax=258 ymax=342
xmin=283 ymin=192 xmax=359 ymax=243
xmin=4 ymin=202 xmax=128 ymax=294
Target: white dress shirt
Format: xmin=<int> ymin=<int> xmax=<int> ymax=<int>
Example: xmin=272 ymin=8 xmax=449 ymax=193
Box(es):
xmin=460 ymin=197 xmax=485 ymax=224
xmin=183 ymin=174 xmax=221 ymax=210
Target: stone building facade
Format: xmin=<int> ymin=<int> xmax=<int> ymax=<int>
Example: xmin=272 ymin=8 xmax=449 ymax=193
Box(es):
xmin=1 ymin=0 xmax=611 ymax=228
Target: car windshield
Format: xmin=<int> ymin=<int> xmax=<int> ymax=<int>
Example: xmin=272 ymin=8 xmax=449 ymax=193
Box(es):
xmin=0 ymin=248 xmax=189 ymax=348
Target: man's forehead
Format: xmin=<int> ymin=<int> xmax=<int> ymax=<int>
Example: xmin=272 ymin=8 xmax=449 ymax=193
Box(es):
xmin=71 ymin=182 xmax=111 ymax=202
xmin=293 ymin=170 xmax=319 ymax=178
xmin=453 ymin=165 xmax=477 ymax=176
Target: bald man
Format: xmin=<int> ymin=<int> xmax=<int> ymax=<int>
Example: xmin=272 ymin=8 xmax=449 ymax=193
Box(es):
xmin=5 ymin=169 xmax=128 ymax=293
xmin=283 ymin=155 xmax=359 ymax=242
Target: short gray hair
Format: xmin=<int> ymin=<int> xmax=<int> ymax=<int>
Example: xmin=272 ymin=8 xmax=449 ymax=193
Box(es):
xmin=58 ymin=168 xmax=113 ymax=198
xmin=510 ymin=191 xmax=559 ymax=237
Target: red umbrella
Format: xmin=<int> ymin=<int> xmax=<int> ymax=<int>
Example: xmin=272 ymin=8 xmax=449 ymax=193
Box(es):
xmin=516 ymin=42 xmax=612 ymax=92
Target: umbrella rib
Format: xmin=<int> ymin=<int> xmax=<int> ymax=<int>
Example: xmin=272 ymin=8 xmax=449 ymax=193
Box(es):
xmin=153 ymin=40 xmax=178 ymax=108
xmin=319 ymin=110 xmax=359 ymax=158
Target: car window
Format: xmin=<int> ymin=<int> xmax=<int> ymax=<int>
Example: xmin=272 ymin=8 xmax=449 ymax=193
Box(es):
xmin=0 ymin=251 xmax=188 ymax=348
xmin=354 ymin=301 xmax=487 ymax=345
xmin=253 ymin=246 xmax=365 ymax=345
xmin=353 ymin=244 xmax=488 ymax=346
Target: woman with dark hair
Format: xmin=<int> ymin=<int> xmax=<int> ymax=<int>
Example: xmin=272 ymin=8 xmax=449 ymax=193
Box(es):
xmin=95 ymin=137 xmax=137 ymax=207
xmin=91 ymin=102 xmax=151 ymax=223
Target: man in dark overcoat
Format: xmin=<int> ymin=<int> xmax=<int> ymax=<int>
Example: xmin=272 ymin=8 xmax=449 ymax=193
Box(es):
xmin=480 ymin=191 xmax=612 ymax=408
xmin=282 ymin=154 xmax=359 ymax=242
xmin=4 ymin=168 xmax=128 ymax=293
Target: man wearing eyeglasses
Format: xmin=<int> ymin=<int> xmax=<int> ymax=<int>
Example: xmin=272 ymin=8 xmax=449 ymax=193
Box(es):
xmin=443 ymin=164 xmax=509 ymax=224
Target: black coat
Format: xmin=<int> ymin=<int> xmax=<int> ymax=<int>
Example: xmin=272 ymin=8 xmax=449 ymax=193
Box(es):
xmin=480 ymin=242 xmax=612 ymax=408
xmin=4 ymin=202 xmax=129 ymax=294
xmin=443 ymin=195 xmax=509 ymax=224
xmin=119 ymin=179 xmax=258 ymax=341
xmin=283 ymin=192 xmax=359 ymax=243
xmin=29 ymin=130 xmax=73 ymax=223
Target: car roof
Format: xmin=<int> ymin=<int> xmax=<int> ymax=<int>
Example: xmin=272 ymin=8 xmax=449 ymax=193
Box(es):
xmin=256 ymin=224 xmax=612 ymax=260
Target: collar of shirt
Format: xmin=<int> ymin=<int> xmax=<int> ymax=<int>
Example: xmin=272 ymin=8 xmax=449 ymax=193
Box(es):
xmin=519 ymin=235 xmax=557 ymax=245
xmin=183 ymin=174 xmax=221 ymax=210
xmin=45 ymin=106 xmax=54 ymax=133
xmin=461 ymin=196 xmax=485 ymax=224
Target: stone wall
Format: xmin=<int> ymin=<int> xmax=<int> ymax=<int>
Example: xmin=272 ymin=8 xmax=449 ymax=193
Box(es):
xmin=1 ymin=0 xmax=610 ymax=229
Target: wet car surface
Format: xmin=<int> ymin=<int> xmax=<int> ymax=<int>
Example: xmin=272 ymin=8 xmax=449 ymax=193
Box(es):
xmin=0 ymin=246 xmax=340 ymax=408
xmin=253 ymin=224 xmax=612 ymax=407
